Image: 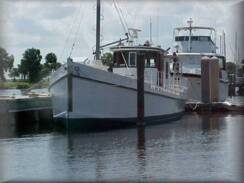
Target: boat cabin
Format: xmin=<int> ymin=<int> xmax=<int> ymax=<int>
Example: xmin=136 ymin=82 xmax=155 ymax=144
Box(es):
xmin=110 ymin=45 xmax=166 ymax=71
xmin=110 ymin=45 xmax=184 ymax=89
xmin=174 ymin=35 xmax=216 ymax=53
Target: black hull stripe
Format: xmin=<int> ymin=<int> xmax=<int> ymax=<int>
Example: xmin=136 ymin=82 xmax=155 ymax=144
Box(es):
xmin=55 ymin=111 xmax=184 ymax=130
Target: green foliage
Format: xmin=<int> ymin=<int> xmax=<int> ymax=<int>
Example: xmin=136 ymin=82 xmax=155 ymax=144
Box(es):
xmin=19 ymin=48 xmax=42 ymax=83
xmin=16 ymin=82 xmax=31 ymax=89
xmin=101 ymin=52 xmax=113 ymax=66
xmin=9 ymin=68 xmax=19 ymax=80
xmin=40 ymin=52 xmax=61 ymax=78
xmin=0 ymin=47 xmax=14 ymax=81
xmin=226 ymin=62 xmax=236 ymax=75
xmin=45 ymin=52 xmax=57 ymax=70
xmin=28 ymin=78 xmax=49 ymax=89
xmin=0 ymin=80 xmax=31 ymax=89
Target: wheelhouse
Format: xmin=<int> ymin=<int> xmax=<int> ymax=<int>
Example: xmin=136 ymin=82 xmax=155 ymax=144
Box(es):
xmin=111 ymin=46 xmax=166 ymax=71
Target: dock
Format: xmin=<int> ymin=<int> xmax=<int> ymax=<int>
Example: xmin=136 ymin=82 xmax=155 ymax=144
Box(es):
xmin=0 ymin=96 xmax=51 ymax=113
xmin=0 ymin=95 xmax=52 ymax=125
xmin=185 ymin=100 xmax=244 ymax=112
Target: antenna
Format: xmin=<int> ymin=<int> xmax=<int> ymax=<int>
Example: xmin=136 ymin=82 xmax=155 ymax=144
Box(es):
xmin=223 ymin=31 xmax=226 ymax=57
xmin=219 ymin=35 xmax=222 ymax=55
xmin=187 ymin=18 xmax=193 ymax=52
xmin=128 ymin=28 xmax=141 ymax=45
xmin=187 ymin=18 xmax=193 ymax=27
xmin=150 ymin=17 xmax=152 ymax=45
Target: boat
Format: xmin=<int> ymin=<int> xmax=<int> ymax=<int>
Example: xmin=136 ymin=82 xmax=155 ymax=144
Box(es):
xmin=49 ymin=0 xmax=187 ymax=129
xmin=167 ymin=18 xmax=229 ymax=102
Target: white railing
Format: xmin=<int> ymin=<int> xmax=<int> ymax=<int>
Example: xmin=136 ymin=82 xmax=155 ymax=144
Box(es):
xmin=149 ymin=61 xmax=187 ymax=96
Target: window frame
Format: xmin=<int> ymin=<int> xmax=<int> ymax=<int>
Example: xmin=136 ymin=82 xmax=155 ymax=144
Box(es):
xmin=128 ymin=52 xmax=137 ymax=67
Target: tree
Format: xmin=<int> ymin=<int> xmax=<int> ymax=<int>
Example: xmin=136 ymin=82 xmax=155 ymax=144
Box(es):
xmin=19 ymin=48 xmax=42 ymax=83
xmin=0 ymin=47 xmax=14 ymax=81
xmin=45 ymin=52 xmax=58 ymax=71
xmin=226 ymin=62 xmax=236 ymax=75
xmin=40 ymin=52 xmax=61 ymax=78
xmin=101 ymin=52 xmax=113 ymax=66
xmin=9 ymin=68 xmax=19 ymax=81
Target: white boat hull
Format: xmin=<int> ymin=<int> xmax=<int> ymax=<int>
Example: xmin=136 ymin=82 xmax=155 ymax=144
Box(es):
xmin=49 ymin=62 xmax=186 ymax=127
xmin=184 ymin=75 xmax=228 ymax=102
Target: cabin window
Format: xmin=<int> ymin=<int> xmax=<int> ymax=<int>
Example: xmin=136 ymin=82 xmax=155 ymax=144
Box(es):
xmin=184 ymin=36 xmax=189 ymax=41
xmin=191 ymin=36 xmax=198 ymax=41
xmin=199 ymin=36 xmax=209 ymax=41
xmin=150 ymin=59 xmax=155 ymax=67
xmin=129 ymin=52 xmax=136 ymax=66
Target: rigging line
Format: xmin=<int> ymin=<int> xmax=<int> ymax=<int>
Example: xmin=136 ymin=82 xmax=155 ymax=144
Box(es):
xmin=69 ymin=4 xmax=84 ymax=57
xmin=120 ymin=51 xmax=133 ymax=76
xmin=116 ymin=0 xmax=129 ymax=31
xmin=59 ymin=2 xmax=83 ymax=62
xmin=113 ymin=0 xmax=127 ymax=34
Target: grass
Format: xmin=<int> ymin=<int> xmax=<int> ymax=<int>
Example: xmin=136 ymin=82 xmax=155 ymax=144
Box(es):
xmin=0 ymin=79 xmax=49 ymax=89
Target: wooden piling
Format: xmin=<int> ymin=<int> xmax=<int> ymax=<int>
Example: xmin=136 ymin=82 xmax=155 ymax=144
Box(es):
xmin=137 ymin=52 xmax=145 ymax=126
xmin=201 ymin=56 xmax=219 ymax=103
xmin=67 ymin=74 xmax=73 ymax=112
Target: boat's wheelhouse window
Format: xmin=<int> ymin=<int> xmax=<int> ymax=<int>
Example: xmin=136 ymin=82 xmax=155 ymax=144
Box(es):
xmin=129 ymin=52 xmax=136 ymax=66
xmin=149 ymin=59 xmax=155 ymax=67
xmin=176 ymin=36 xmax=211 ymax=42
xmin=175 ymin=36 xmax=187 ymax=41
xmin=145 ymin=58 xmax=156 ymax=68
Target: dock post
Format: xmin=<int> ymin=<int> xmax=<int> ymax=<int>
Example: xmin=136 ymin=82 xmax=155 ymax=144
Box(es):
xmin=137 ymin=52 xmax=145 ymax=126
xmin=201 ymin=56 xmax=219 ymax=103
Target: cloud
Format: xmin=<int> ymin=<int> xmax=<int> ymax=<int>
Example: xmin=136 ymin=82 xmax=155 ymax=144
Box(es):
xmin=0 ymin=0 xmax=240 ymax=66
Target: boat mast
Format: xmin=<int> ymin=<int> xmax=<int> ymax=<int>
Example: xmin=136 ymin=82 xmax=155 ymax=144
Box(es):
xmin=223 ymin=31 xmax=226 ymax=57
xmin=95 ymin=0 xmax=101 ymax=60
xmin=150 ymin=17 xmax=152 ymax=45
xmin=187 ymin=18 xmax=193 ymax=53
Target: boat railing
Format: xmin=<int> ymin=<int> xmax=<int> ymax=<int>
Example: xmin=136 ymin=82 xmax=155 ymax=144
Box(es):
xmin=149 ymin=62 xmax=187 ymax=96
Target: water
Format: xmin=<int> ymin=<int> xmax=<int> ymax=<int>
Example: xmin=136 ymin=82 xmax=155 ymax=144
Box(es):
xmin=0 ymin=104 xmax=243 ymax=182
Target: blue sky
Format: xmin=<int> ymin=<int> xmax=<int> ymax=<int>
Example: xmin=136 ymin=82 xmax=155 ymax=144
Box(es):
xmin=0 ymin=0 xmax=241 ymax=67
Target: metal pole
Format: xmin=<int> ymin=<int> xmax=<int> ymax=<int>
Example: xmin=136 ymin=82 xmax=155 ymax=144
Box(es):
xmin=150 ymin=17 xmax=152 ymax=44
xmin=95 ymin=0 xmax=101 ymax=60
xmin=219 ymin=35 xmax=222 ymax=55
xmin=223 ymin=31 xmax=226 ymax=57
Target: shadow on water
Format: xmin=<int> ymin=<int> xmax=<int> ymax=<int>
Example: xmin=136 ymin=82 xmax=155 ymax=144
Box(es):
xmin=137 ymin=126 xmax=146 ymax=180
xmin=201 ymin=112 xmax=220 ymax=132
xmin=0 ymin=110 xmax=54 ymax=138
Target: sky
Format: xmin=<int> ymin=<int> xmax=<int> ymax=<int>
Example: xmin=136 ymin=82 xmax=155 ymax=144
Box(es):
xmin=0 ymin=0 xmax=242 ymax=67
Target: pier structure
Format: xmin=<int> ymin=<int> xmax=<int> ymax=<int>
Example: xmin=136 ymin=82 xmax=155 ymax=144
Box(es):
xmin=0 ymin=96 xmax=52 ymax=123
xmin=186 ymin=56 xmax=244 ymax=112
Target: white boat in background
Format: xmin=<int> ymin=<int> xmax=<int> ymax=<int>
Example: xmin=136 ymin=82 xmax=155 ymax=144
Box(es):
xmin=49 ymin=1 xmax=187 ymax=129
xmin=167 ymin=19 xmax=229 ymax=102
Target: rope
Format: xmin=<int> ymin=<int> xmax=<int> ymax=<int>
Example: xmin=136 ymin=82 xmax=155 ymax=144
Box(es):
xmin=58 ymin=2 xmax=83 ymax=63
xmin=69 ymin=4 xmax=84 ymax=58
xmin=116 ymin=1 xmax=129 ymax=32
xmin=113 ymin=0 xmax=128 ymax=35
xmin=120 ymin=51 xmax=133 ymax=76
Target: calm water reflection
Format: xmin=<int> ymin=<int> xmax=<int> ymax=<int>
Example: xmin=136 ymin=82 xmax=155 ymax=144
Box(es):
xmin=0 ymin=111 xmax=243 ymax=182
